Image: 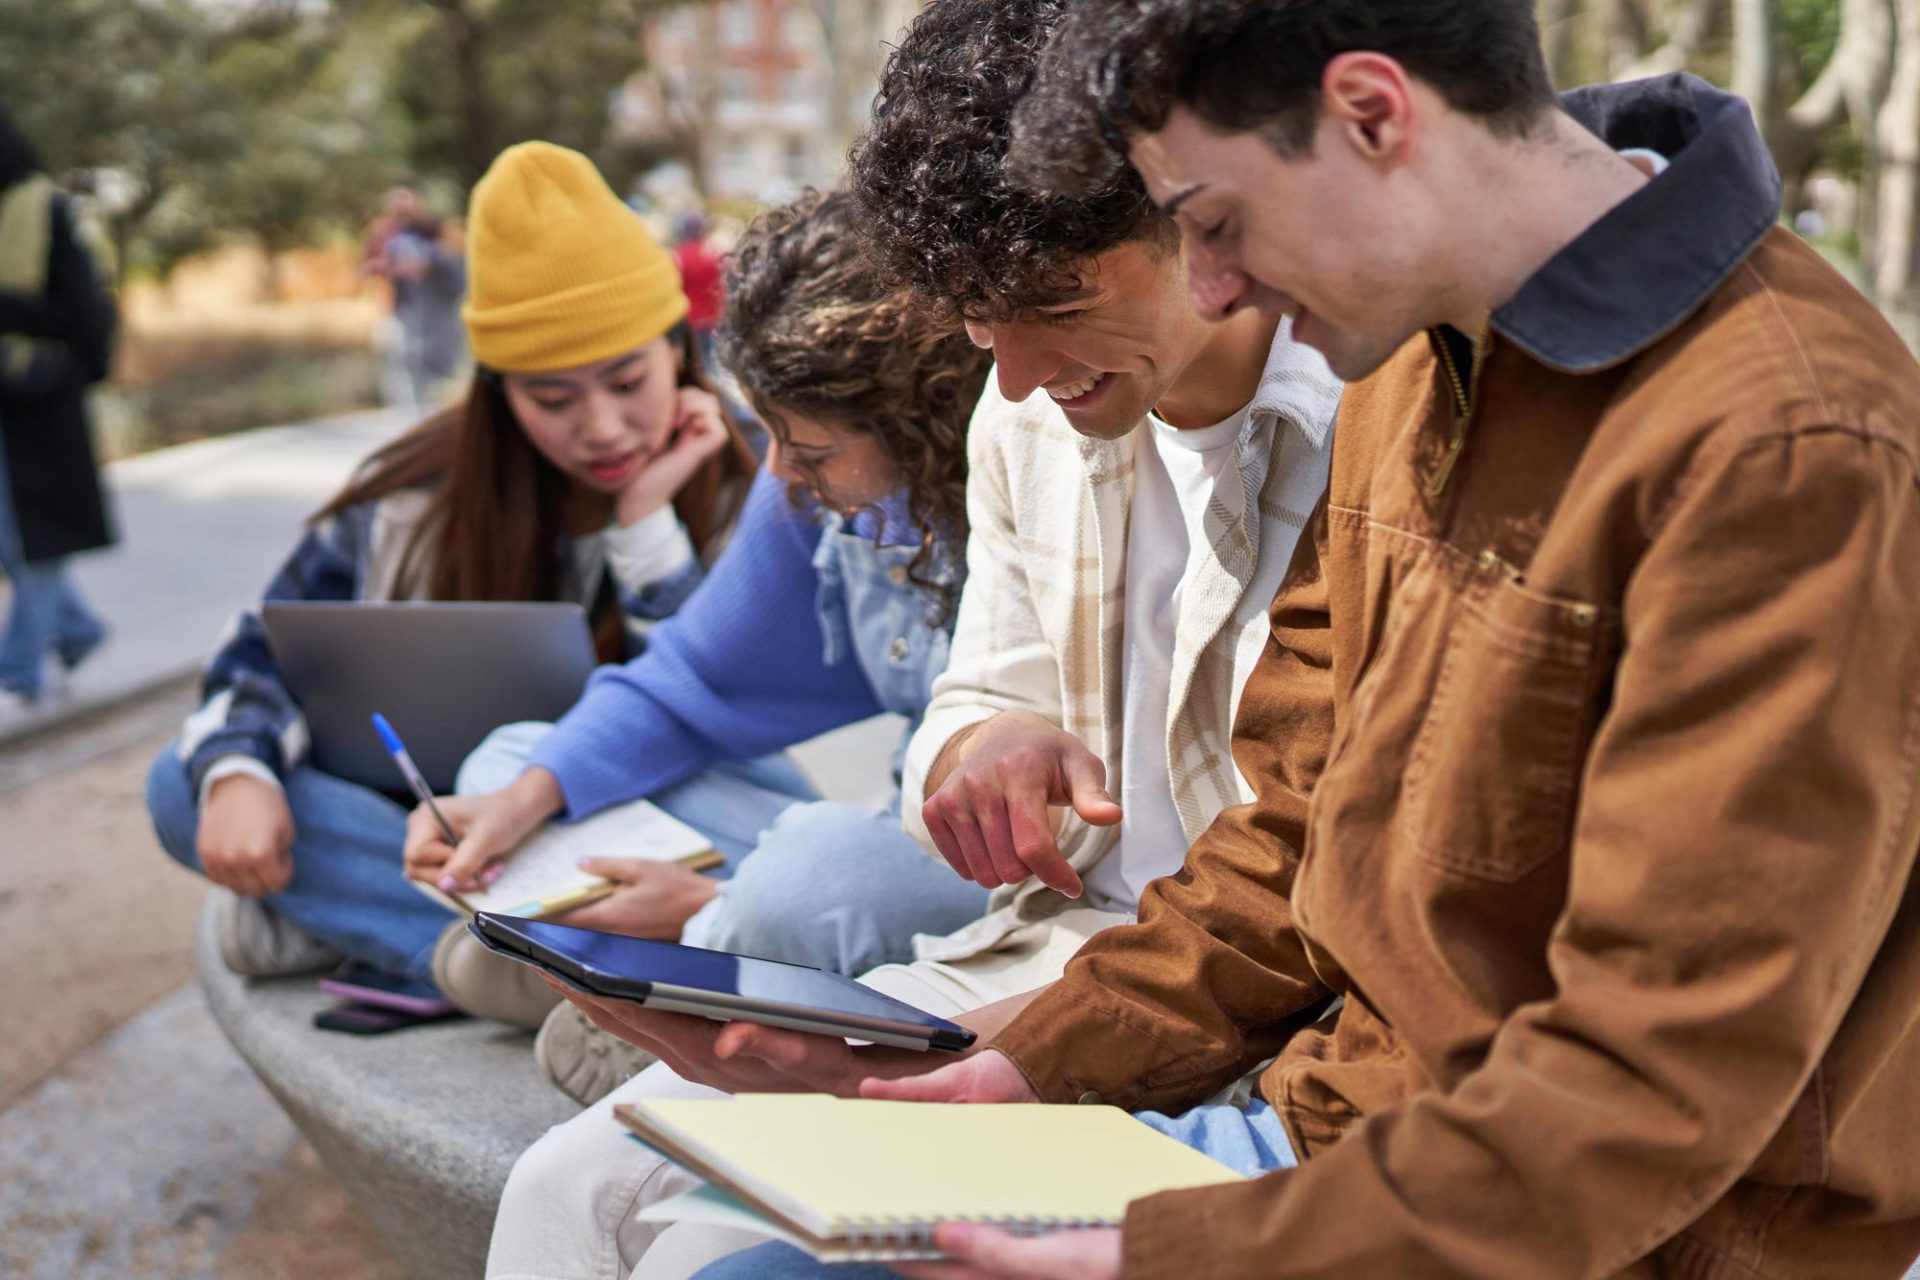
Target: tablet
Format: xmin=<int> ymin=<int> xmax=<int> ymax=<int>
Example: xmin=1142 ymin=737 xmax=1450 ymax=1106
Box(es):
xmin=468 ymin=913 xmax=977 ymax=1052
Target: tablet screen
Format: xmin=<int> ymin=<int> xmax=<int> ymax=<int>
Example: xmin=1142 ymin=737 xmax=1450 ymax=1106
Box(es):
xmin=477 ymin=914 xmax=971 ymax=1043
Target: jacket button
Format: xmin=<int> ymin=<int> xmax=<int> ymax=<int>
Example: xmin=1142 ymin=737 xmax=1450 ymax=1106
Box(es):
xmin=889 ymin=636 xmax=910 ymax=662
xmin=1569 ymin=604 xmax=1598 ymax=628
xmin=1476 ymin=549 xmax=1497 ymax=570
xmin=1077 ymin=1090 xmax=1103 ymax=1105
xmin=889 ymin=564 xmax=910 ymax=585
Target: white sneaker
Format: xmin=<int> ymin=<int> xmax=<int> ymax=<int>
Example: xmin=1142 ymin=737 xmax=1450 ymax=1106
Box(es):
xmin=210 ymin=887 xmax=343 ymax=977
xmin=534 ymin=1000 xmax=657 ymax=1108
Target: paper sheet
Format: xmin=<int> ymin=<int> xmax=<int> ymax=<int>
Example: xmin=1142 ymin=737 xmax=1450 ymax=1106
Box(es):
xmin=459 ymin=798 xmax=714 ymax=916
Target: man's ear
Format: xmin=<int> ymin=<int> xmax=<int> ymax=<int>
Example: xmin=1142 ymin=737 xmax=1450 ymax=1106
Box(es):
xmin=1321 ymin=51 xmax=1416 ymax=169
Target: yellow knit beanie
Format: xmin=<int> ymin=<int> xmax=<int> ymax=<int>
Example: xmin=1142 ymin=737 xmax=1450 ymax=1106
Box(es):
xmin=462 ymin=142 xmax=688 ymax=374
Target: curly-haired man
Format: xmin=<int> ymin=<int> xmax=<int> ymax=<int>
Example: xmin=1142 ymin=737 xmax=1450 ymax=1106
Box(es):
xmin=483 ymin=0 xmax=1347 ymax=1276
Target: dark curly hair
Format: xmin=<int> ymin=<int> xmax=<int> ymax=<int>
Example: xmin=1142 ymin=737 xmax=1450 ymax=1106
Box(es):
xmin=846 ymin=0 xmax=1176 ymax=325
xmin=1006 ymin=0 xmax=1556 ymax=199
xmin=718 ymin=189 xmax=989 ymax=622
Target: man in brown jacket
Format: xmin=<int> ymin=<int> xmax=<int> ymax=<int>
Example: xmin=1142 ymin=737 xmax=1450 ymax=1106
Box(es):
xmin=814 ymin=3 xmax=1920 ymax=1279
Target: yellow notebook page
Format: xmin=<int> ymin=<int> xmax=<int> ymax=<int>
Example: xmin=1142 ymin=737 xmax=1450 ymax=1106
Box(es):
xmin=631 ymin=1094 xmax=1246 ymax=1234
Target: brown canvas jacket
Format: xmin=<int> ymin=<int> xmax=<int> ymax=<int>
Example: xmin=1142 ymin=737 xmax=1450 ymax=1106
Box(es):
xmin=991 ymin=75 xmax=1920 ymax=1280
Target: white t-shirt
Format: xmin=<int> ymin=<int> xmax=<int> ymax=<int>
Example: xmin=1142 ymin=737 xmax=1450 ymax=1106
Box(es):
xmin=1082 ymin=406 xmax=1257 ymax=913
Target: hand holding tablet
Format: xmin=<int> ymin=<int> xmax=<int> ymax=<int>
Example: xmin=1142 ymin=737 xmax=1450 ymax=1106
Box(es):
xmin=467 ymin=913 xmax=976 ymax=1053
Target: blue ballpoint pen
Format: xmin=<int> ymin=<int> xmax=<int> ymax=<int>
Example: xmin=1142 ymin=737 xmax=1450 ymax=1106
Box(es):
xmin=372 ymin=712 xmax=459 ymax=846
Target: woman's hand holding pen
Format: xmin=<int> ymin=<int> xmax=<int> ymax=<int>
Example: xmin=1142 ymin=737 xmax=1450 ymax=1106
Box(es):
xmin=402 ymin=766 xmax=565 ymax=892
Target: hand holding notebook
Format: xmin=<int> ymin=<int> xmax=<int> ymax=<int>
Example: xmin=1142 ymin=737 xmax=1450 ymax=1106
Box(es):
xmin=411 ymin=799 xmax=721 ymax=919
xmin=622 ymin=1094 xmax=1244 ymax=1263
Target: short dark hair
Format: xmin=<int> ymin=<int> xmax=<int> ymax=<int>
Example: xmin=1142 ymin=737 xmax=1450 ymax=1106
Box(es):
xmin=719 ymin=189 xmax=990 ymax=620
xmin=1007 ymin=0 xmax=1557 ymax=198
xmin=847 ymin=0 xmax=1176 ymax=324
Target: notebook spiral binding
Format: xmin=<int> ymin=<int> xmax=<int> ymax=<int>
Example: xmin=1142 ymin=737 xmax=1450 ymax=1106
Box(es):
xmin=834 ymin=1214 xmax=1110 ymax=1258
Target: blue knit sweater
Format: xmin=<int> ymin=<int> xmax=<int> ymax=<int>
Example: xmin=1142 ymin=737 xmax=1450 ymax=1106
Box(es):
xmin=528 ymin=469 xmax=951 ymax=819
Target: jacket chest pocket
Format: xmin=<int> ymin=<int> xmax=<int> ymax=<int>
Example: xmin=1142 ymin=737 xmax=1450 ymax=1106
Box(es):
xmin=1399 ymin=568 xmax=1609 ymax=883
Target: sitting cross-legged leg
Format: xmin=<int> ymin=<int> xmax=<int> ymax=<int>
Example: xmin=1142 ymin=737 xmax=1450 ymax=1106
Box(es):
xmin=146 ymin=740 xmax=456 ymax=980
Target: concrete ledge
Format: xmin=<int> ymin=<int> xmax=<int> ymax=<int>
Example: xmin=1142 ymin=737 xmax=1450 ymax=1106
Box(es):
xmin=195 ymin=900 xmax=575 ymax=1280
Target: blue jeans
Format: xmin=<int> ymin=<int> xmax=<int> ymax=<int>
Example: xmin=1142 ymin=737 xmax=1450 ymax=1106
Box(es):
xmin=463 ymin=724 xmax=988 ymax=975
xmin=146 ymin=741 xmax=819 ymax=982
xmin=0 ymin=433 xmax=104 ymax=696
xmin=689 ymin=1101 xmax=1296 ymax=1280
xmin=147 ymin=744 xmax=456 ymax=980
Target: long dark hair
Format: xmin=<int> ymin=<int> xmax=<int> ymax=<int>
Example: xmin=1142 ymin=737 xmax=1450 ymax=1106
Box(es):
xmin=0 ymin=106 xmax=44 ymax=192
xmin=315 ymin=324 xmax=756 ymax=661
xmin=718 ymin=190 xmax=990 ymax=622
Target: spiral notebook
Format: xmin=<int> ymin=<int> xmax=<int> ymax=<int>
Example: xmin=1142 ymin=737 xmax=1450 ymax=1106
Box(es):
xmin=619 ymin=1094 xmax=1246 ymax=1262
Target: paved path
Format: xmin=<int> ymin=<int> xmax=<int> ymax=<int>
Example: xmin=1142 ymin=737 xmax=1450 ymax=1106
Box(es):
xmin=0 ymin=407 xmax=416 ymax=745
xmin=0 ymin=986 xmax=404 ymax=1280
xmin=0 ymin=411 xmax=901 ymax=1278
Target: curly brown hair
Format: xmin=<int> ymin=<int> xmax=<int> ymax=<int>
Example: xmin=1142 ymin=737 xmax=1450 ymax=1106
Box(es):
xmin=845 ymin=0 xmax=1176 ymax=325
xmin=718 ymin=190 xmax=988 ymax=621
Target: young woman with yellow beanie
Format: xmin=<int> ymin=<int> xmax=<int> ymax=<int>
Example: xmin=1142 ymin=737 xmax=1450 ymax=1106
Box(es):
xmin=143 ymin=143 xmax=778 ymax=993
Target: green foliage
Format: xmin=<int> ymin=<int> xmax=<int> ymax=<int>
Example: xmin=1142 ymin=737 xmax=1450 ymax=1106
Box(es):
xmin=365 ymin=0 xmax=666 ymax=191
xmin=1777 ymin=0 xmax=1843 ymax=88
xmin=0 ymin=0 xmax=680 ymax=274
xmin=0 ymin=0 xmax=411 ymax=274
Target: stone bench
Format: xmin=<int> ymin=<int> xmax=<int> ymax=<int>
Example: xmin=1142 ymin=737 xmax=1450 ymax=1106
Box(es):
xmin=195 ymin=900 xmax=574 ymax=1280
xmin=193 ymin=716 xmax=905 ymax=1279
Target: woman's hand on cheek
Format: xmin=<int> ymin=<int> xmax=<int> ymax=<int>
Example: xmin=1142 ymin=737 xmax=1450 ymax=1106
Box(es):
xmin=614 ymin=387 xmax=732 ymax=527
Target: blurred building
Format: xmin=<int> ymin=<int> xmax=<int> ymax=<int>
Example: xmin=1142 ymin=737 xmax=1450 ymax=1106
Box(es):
xmin=616 ymin=0 xmax=920 ymax=203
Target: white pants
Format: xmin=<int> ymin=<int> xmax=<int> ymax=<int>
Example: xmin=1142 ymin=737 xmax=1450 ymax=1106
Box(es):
xmin=485 ymin=908 xmax=1126 ymax=1280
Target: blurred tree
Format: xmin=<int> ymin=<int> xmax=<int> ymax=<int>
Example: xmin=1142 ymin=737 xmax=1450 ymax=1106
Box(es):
xmin=345 ymin=0 xmax=672 ymax=193
xmin=0 ymin=0 xmax=680 ymax=276
xmin=1870 ymin=0 xmax=1920 ymax=308
xmin=0 ymin=0 xmax=407 ymax=277
xmin=1538 ymin=0 xmax=1919 ymax=319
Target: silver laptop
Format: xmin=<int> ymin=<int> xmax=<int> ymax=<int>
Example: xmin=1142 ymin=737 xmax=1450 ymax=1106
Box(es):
xmin=261 ymin=602 xmax=598 ymax=795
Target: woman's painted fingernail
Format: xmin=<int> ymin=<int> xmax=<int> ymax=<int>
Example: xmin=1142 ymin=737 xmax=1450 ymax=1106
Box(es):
xmin=438 ymin=876 xmax=459 ymax=891
xmin=482 ymin=866 xmax=503 ymax=886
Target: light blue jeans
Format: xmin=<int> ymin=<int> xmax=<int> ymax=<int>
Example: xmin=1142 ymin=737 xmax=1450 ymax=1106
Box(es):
xmin=688 ymin=1101 xmax=1296 ymax=1280
xmin=0 ymin=429 xmax=104 ymax=696
xmin=463 ymin=723 xmax=989 ymax=976
xmin=145 ymin=740 xmax=817 ymax=983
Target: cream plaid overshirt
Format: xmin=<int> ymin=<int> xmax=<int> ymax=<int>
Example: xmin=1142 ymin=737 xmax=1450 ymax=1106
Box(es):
xmin=899 ymin=322 xmax=1341 ymax=970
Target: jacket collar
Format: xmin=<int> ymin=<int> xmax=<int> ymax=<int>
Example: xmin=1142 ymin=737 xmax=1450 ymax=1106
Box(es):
xmin=1248 ymin=316 xmax=1342 ymax=450
xmin=1492 ymin=73 xmax=1783 ymax=374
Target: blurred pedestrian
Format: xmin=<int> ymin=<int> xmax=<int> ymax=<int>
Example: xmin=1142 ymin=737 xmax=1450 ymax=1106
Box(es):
xmin=363 ymin=185 xmax=466 ymax=410
xmin=0 ymin=107 xmax=116 ymax=710
xmin=672 ymin=210 xmax=723 ymax=371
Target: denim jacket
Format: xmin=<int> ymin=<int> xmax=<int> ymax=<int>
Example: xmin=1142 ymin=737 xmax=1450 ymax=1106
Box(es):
xmin=528 ymin=470 xmax=966 ymax=822
xmin=812 ymin=502 xmax=961 ymax=780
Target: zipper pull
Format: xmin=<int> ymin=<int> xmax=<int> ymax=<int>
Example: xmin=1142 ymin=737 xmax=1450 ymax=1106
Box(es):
xmin=1426 ymin=320 xmax=1490 ymax=499
xmin=1427 ymin=427 xmax=1466 ymax=497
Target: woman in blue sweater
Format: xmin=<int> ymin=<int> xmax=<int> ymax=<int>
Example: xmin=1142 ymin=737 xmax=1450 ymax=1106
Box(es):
xmin=406 ymin=192 xmax=993 ymax=1089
